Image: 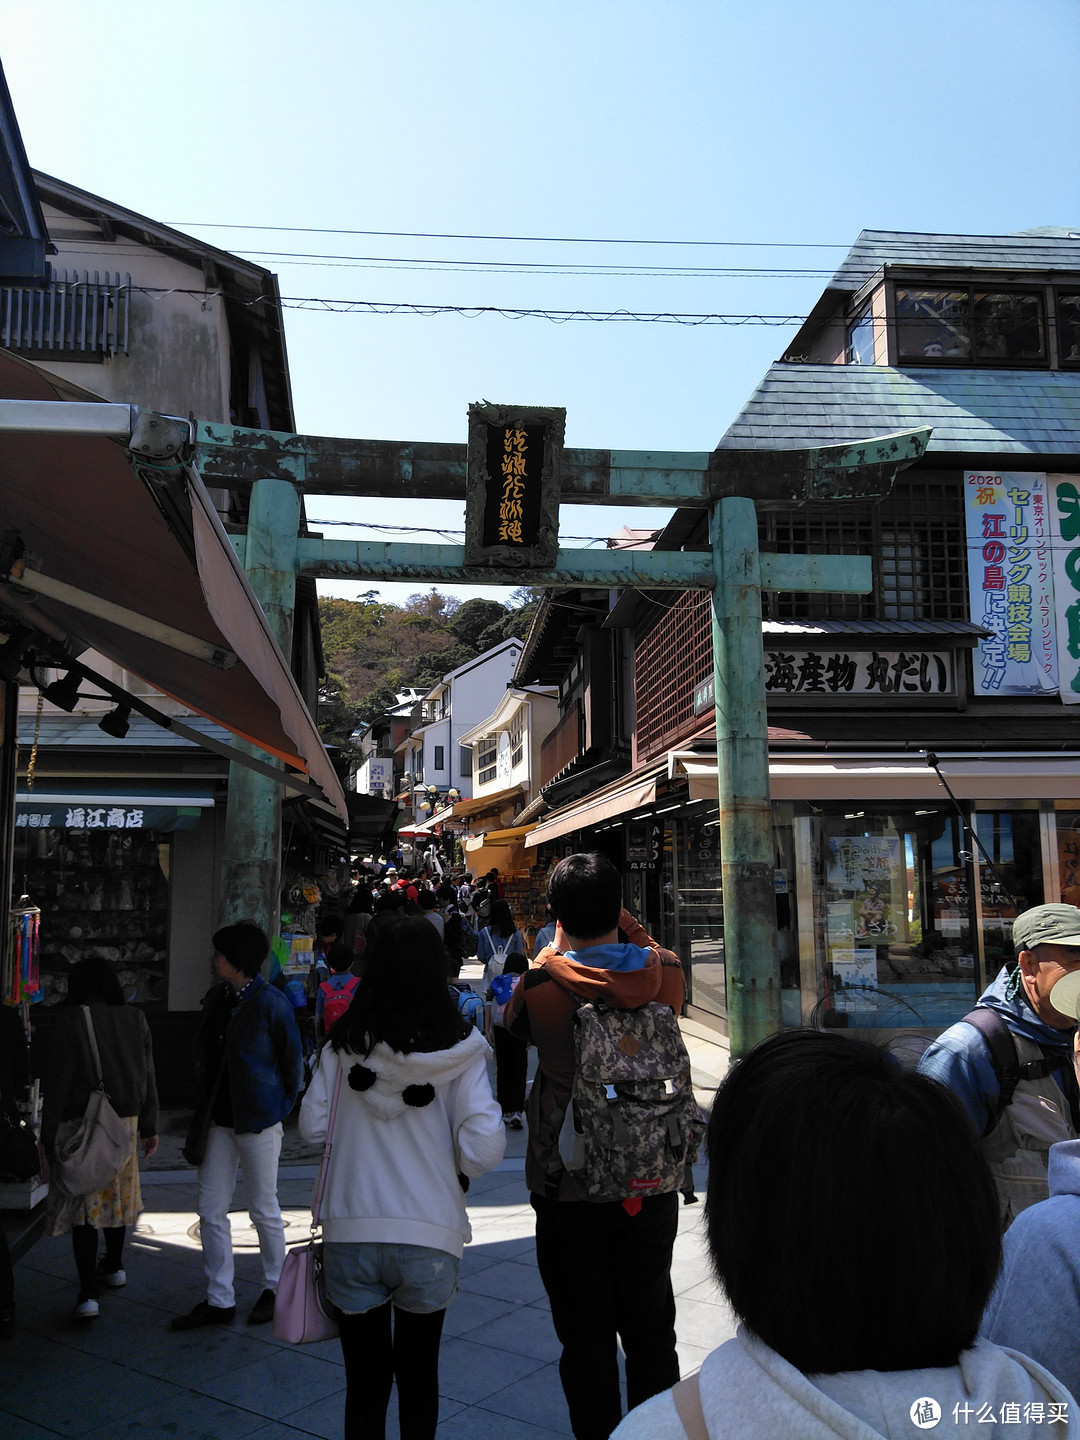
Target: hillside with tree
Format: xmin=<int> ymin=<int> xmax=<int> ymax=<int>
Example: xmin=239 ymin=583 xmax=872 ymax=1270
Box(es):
xmin=317 ymin=588 xmax=539 ymax=751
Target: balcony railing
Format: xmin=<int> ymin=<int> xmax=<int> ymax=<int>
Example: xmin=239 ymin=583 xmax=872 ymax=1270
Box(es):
xmin=0 ymin=270 xmax=130 ymax=359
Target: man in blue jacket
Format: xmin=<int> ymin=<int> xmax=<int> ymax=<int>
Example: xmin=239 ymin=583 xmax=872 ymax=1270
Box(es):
xmin=918 ymin=903 xmax=1080 ymax=1225
xmin=172 ymin=922 xmax=303 ymax=1330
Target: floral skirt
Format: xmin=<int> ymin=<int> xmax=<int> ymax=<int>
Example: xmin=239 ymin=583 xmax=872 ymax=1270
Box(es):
xmin=48 ymin=1115 xmax=142 ymax=1235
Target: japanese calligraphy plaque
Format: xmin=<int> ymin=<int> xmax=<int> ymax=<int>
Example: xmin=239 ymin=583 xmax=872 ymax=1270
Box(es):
xmin=464 ymin=402 xmax=564 ymax=568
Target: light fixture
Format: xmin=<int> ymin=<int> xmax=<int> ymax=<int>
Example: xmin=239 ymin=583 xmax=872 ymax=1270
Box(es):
xmin=43 ymin=668 xmax=81 ymax=712
xmin=98 ymin=703 xmax=131 ymax=739
xmin=447 ymin=787 xmax=461 ymax=802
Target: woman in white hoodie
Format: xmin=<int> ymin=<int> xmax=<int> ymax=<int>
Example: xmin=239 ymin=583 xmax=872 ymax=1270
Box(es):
xmin=614 ymin=1030 xmax=1078 ymax=1440
xmin=300 ymin=915 xmax=505 ymax=1440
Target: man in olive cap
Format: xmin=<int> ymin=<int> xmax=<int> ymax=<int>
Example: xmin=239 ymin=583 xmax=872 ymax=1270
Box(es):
xmin=919 ymin=902 xmax=1080 ymax=1224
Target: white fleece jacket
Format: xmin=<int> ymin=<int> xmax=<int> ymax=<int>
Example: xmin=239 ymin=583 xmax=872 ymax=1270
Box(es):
xmin=612 ymin=1328 xmax=1078 ymax=1439
xmin=298 ymin=1027 xmax=505 ymax=1257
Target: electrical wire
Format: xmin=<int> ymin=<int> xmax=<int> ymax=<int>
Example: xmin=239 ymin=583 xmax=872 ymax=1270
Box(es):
xmin=128 ymin=284 xmax=809 ymax=324
xmin=308 ymin=518 xmax=626 ymax=545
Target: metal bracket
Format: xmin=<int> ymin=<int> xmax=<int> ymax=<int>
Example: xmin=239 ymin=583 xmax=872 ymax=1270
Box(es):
xmin=128 ymin=411 xmax=194 ymax=463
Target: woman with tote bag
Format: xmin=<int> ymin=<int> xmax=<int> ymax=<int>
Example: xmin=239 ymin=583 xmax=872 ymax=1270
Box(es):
xmin=300 ymin=915 xmax=504 ymax=1440
xmin=40 ymin=957 xmax=159 ymax=1319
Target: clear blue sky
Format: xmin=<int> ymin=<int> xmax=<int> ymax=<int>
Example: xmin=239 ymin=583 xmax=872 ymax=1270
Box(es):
xmin=3 ymin=0 xmax=1078 ymax=603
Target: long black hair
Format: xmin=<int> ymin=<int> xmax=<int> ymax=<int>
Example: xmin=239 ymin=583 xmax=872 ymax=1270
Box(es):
xmin=329 ymin=914 xmax=467 ymax=1056
xmin=488 ymin=899 xmax=517 ymax=940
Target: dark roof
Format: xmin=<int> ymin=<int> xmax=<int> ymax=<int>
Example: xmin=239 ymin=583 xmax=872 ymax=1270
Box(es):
xmin=718 ymin=363 xmax=1080 ymax=456
xmin=763 ymin=619 xmax=990 ymax=645
xmin=829 ymin=228 xmax=1080 ymax=294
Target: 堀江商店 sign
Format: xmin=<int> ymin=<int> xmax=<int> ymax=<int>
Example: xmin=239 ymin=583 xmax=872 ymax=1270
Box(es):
xmin=966 ymin=471 xmax=1080 ymax=705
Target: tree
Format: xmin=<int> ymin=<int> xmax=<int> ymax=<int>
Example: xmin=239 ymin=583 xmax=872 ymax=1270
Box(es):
xmin=450 ymin=598 xmax=509 ymax=650
xmin=317 ymin=669 xmax=361 ymax=756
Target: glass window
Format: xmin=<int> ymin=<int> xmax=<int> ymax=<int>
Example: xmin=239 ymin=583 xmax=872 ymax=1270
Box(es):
xmin=895 ymin=288 xmax=970 ymax=361
xmin=809 ymin=806 xmax=977 ymax=1028
xmin=477 ymin=737 xmax=497 ymax=784
xmin=433 ymin=745 xmax=445 ymax=771
xmin=510 ymin=710 xmax=525 ymax=768
xmin=459 ymin=745 xmax=472 ymax=778
xmin=846 ymin=304 xmax=875 ymax=365
xmin=1059 ymin=294 xmax=1080 ymax=365
xmin=972 ymin=291 xmax=1045 ymax=361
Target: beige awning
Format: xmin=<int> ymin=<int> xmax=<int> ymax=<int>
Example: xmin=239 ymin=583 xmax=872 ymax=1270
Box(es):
xmin=449 ymin=785 xmax=524 ymax=820
xmin=524 ymin=774 xmax=658 ymax=848
xmin=0 ymin=351 xmax=346 ymax=819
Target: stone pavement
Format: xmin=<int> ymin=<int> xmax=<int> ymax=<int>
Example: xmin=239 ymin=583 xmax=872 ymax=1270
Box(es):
xmin=0 ymin=1018 xmax=735 ymax=1440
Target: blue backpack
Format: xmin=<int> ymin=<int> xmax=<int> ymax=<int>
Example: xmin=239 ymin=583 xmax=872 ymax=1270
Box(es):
xmin=451 ymin=983 xmax=486 ymax=1034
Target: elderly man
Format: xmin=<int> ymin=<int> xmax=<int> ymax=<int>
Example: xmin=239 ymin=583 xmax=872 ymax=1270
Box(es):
xmin=172 ymin=922 xmax=303 ymax=1330
xmin=918 ymin=902 xmax=1080 ymax=1225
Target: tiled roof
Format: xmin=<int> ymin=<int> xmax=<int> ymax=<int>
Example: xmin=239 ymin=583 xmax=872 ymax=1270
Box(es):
xmin=830 ymin=228 xmax=1080 ymax=293
xmin=718 ymin=364 xmax=1080 ymax=455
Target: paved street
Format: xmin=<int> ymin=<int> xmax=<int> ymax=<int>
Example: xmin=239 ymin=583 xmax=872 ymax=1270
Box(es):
xmin=0 ymin=1023 xmax=734 ymax=1439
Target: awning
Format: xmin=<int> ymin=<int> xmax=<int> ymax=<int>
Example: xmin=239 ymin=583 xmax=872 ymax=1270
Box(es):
xmin=465 ymin=824 xmax=536 ymax=850
xmin=525 ymin=774 xmax=658 ymax=848
xmin=449 ymin=785 xmax=524 ymax=820
xmin=0 ymin=353 xmax=346 ymax=820
xmin=675 ymin=754 xmax=1080 ymax=802
xmin=15 ymin=782 xmax=214 ymax=832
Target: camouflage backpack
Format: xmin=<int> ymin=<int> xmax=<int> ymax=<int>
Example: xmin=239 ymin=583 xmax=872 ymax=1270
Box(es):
xmin=558 ymin=1000 xmax=705 ymax=1202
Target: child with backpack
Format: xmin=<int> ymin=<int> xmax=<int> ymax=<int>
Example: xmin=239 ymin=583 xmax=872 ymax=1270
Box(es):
xmin=447 ymin=953 xmax=486 ymax=1035
xmin=478 ymin=901 xmax=528 ymax=1128
xmin=315 ymin=944 xmax=361 ymax=1040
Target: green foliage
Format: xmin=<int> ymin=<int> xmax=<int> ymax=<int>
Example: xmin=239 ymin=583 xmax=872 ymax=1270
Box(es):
xmin=318 ymin=584 xmax=541 ymax=726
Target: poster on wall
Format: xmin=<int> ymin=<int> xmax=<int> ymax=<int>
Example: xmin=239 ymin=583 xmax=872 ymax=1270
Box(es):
xmin=965 ymin=472 xmax=1057 ymax=696
xmin=826 ymin=835 xmax=905 ymax=944
xmin=1048 ymin=475 xmax=1080 ymax=706
xmin=830 ymin=947 xmax=878 ymax=989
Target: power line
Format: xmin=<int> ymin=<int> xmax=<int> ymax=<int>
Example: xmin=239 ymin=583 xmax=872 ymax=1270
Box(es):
xmin=165 ymin=222 xmax=851 ymax=249
xmin=132 ymin=285 xmax=810 ymax=325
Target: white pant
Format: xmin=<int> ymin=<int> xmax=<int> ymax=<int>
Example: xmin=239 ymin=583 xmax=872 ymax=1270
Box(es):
xmin=197 ymin=1122 xmax=285 ymax=1308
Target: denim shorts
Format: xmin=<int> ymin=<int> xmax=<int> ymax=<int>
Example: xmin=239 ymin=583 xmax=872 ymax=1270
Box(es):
xmin=322 ymin=1242 xmax=460 ymax=1315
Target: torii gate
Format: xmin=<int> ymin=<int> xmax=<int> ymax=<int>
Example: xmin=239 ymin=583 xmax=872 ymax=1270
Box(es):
xmin=195 ymin=414 xmax=930 ymax=1058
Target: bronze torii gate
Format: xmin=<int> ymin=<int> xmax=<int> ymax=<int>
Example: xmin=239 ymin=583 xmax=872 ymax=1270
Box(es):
xmin=196 ymin=417 xmax=930 ymax=1058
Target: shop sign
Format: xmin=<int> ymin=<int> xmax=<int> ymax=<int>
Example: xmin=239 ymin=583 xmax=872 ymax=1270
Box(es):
xmin=464 ymin=402 xmax=564 ymax=568
xmin=15 ymin=803 xmax=202 ymax=831
xmin=692 ymin=676 xmax=714 ymax=715
xmin=360 ymin=756 xmax=392 ymax=796
xmin=1048 ymin=475 xmax=1080 ymax=706
xmin=965 ymin=472 xmax=1057 ymax=696
xmin=764 ymin=649 xmax=954 ymax=696
xmin=626 ymin=821 xmax=661 ymax=872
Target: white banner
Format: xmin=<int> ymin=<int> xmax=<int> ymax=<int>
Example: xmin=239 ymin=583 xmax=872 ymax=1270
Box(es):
xmin=965 ymin=472 xmax=1057 ymax=696
xmin=1048 ymin=475 xmax=1080 ymax=705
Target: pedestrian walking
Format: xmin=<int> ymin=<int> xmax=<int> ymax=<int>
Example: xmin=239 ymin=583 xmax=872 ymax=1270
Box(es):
xmin=479 ymin=900 xmax=527 ymax=1127
xmin=300 ymin=914 xmax=505 ymax=1440
xmin=172 ymin=922 xmax=302 ymax=1331
xmin=39 ymin=957 xmax=159 ymax=1320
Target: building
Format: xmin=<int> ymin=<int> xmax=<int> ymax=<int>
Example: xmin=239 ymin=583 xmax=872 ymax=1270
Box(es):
xmin=0 ymin=72 xmax=341 ymax=1065
xmin=522 ymin=227 xmax=1080 ymax=1038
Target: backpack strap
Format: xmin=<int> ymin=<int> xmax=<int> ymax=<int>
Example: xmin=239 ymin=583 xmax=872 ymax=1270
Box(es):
xmin=961 ymin=1007 xmax=1080 ymax=1135
xmin=671 ymin=1373 xmax=708 ymax=1440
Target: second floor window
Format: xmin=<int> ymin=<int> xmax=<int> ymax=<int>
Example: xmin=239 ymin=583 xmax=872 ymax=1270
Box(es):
xmin=477 ymin=737 xmax=498 ymax=784
xmin=895 ymin=286 xmax=1046 ymax=365
xmin=433 ymin=745 xmax=445 ymax=771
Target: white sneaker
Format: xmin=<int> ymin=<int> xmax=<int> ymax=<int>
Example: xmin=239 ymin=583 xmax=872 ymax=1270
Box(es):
xmin=99 ymin=1268 xmax=126 ymax=1288
xmin=74 ymin=1298 xmax=100 ymax=1319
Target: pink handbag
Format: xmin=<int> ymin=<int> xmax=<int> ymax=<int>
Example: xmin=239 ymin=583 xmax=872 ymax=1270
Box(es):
xmin=272 ymin=1062 xmax=342 ymax=1344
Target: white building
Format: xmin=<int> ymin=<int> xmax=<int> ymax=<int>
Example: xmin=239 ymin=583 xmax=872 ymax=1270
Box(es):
xmin=410 ymin=638 xmax=523 ymax=802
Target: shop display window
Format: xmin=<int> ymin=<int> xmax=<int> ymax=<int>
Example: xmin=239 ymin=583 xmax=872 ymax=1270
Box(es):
xmin=807 ymin=805 xmax=1043 ymax=1028
xmin=13 ymin=824 xmax=170 ymax=1007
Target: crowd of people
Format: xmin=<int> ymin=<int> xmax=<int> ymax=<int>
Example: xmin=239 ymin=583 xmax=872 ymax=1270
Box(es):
xmin=7 ymin=870 xmax=1080 ymax=1438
